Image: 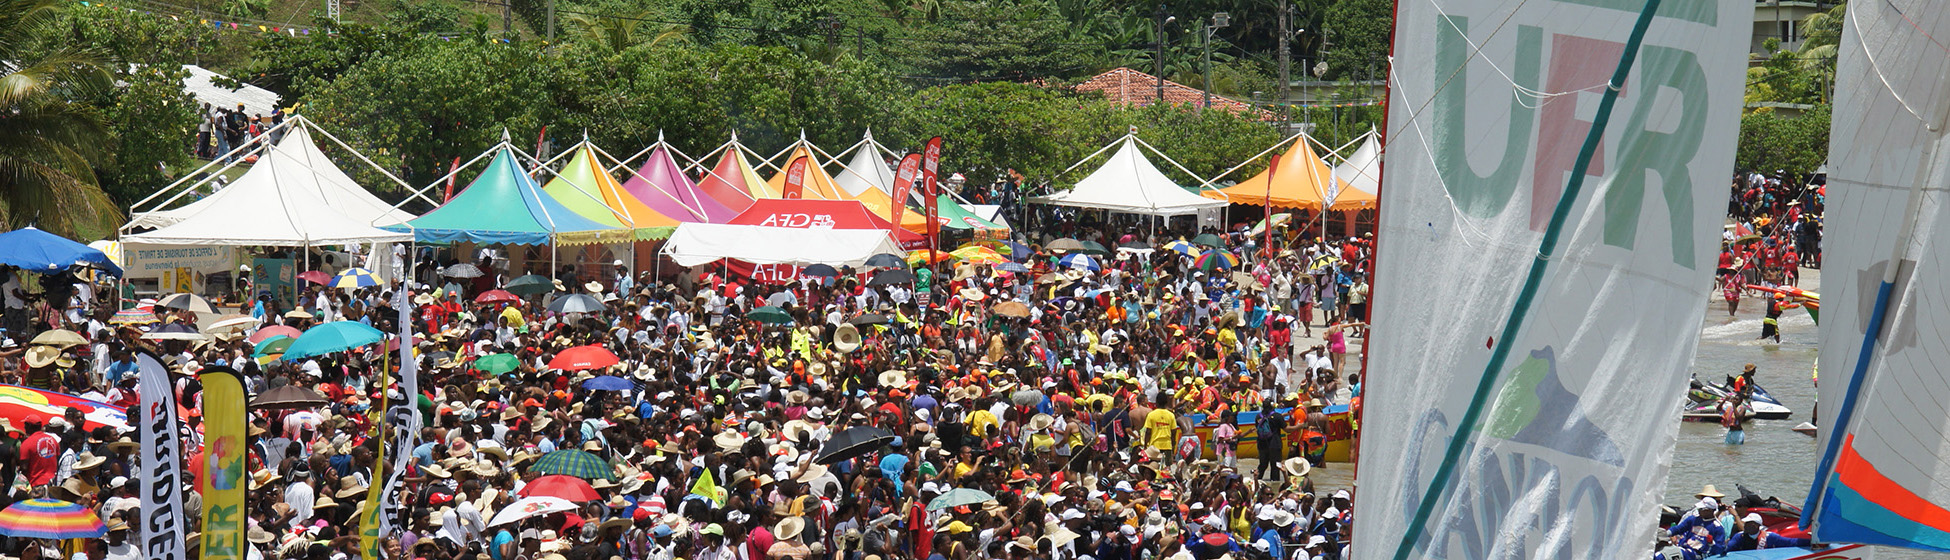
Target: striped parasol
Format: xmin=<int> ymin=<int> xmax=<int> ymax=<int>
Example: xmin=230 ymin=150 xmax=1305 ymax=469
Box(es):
xmin=1193 ymin=250 xmax=1240 ymax=271
xmin=329 ymin=267 xmax=382 ymax=288
xmin=950 ymin=246 xmax=1006 ymax=265
xmin=530 ymin=450 xmax=613 ymax=480
xmin=109 ymin=308 xmax=157 ymax=325
xmin=1163 ymin=239 xmax=1202 ymax=257
xmin=0 ymin=498 xmax=105 ymax=539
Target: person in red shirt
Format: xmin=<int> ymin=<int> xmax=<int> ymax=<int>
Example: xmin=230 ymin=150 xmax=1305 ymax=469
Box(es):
xmin=19 ymin=416 xmax=59 ymax=487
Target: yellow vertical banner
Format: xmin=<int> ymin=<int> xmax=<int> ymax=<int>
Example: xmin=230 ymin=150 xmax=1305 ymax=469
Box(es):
xmin=198 ymin=367 xmax=247 ymax=560
xmin=359 ymin=360 xmax=391 ymax=558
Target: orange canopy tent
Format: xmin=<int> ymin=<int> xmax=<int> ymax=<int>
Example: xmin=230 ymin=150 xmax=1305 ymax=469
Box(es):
xmin=767 ymin=144 xmax=930 ymax=231
xmin=1206 ymin=135 xmax=1377 ymax=211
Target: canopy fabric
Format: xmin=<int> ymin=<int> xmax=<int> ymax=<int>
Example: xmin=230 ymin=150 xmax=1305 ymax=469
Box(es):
xmin=728 ymin=199 xmax=927 ymax=249
xmin=830 ymin=142 xmax=933 ymax=231
xmin=617 ymin=148 xmax=714 ymax=223
xmin=0 ymin=228 xmax=122 ymax=276
xmin=1032 ymin=137 xmax=1228 ymax=216
xmin=125 ymin=130 xmax=414 ymax=246
xmin=129 ymin=127 xmax=415 ymax=231
xmin=540 ymin=145 xmax=678 ymax=240
xmin=388 ymin=147 xmax=625 ymax=246
xmin=1208 ymin=136 xmax=1377 ymax=211
xmin=693 ymin=146 xmax=762 ymax=214
xmin=921 ymin=195 xmax=1008 ymax=232
xmin=765 ymin=145 xmax=846 ymax=200
xmin=661 ymin=224 xmax=902 ymax=267
xmin=1332 ymin=131 xmax=1380 ymax=195
xmin=964 ymin=204 xmax=1014 ymax=231
xmin=630 ymin=145 xmax=737 ymax=223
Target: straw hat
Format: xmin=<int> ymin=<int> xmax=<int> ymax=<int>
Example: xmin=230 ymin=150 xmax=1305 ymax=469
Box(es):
xmin=1026 ymin=414 xmax=1055 ymax=433
xmin=878 ymin=370 xmax=907 ymax=388
xmin=336 ymin=475 xmax=368 ymax=498
xmin=422 ymin=464 xmax=452 ymax=479
xmin=786 ymin=391 xmax=809 ymax=405
xmin=73 ymin=452 xmax=105 ymax=471
xmin=584 ymin=281 xmax=605 ymax=294
xmin=1281 ymin=457 xmax=1311 ymax=479
xmin=1694 ymin=485 xmax=1726 ymax=499
xmin=776 ymin=517 xmax=806 ymax=540
xmin=23 ymin=346 xmax=60 ymax=369
xmin=714 ymin=431 xmax=748 ymax=451
xmin=314 ymin=495 xmax=339 ymax=510
xmin=285 ymin=310 xmax=314 ymax=320
xmin=795 ymin=463 xmax=829 ymax=484
xmin=807 ymin=361 xmax=829 ymax=378
xmin=958 ymin=288 xmax=986 ymax=301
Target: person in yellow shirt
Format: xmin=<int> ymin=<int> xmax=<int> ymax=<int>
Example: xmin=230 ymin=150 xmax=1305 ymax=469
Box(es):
xmin=1144 ymin=396 xmax=1178 ymax=462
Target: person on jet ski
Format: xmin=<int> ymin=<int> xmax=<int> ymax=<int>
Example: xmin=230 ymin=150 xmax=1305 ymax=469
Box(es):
xmin=1725 ymin=513 xmax=1811 ymax=552
xmin=1731 ymin=364 xmax=1757 ymax=400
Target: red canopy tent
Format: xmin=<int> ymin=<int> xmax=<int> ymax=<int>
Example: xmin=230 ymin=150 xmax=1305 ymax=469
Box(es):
xmin=722 ymin=199 xmax=925 ymax=283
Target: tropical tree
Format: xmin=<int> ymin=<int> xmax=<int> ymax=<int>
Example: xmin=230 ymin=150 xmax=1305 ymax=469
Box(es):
xmin=0 ymin=0 xmax=122 ymax=238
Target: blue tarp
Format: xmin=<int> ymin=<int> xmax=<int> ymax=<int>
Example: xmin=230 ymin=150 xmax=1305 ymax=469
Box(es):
xmin=0 ymin=227 xmax=122 ymax=276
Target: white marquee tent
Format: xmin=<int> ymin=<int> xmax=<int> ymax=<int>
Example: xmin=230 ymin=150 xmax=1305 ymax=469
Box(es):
xmin=1032 ymin=134 xmax=1228 ymax=216
xmin=128 ymin=126 xmax=416 ymax=231
xmin=832 ymin=131 xmax=899 ymax=198
xmin=1332 ymin=129 xmax=1380 ymax=196
xmin=661 ymin=224 xmax=901 ymax=268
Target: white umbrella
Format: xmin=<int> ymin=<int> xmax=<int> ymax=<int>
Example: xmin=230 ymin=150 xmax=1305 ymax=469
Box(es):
xmin=204 ymin=314 xmax=263 ymax=333
xmin=442 ymin=263 xmax=484 ymax=278
xmin=155 ymin=293 xmax=218 ymax=314
xmin=487 ymin=496 xmax=576 ymax=527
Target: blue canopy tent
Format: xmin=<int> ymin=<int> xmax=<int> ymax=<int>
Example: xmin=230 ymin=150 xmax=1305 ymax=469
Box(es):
xmin=0 ymin=227 xmax=123 ymax=276
xmin=386 ymin=145 xmax=625 ymax=246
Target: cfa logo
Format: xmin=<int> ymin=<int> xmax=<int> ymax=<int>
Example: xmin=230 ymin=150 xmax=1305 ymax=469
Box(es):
xmin=1433 ymin=13 xmax=1710 ymax=268
xmin=757 ymin=214 xmax=837 ymax=229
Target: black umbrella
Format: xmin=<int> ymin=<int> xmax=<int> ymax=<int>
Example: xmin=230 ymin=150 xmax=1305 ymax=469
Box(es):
xmin=847 ymin=313 xmax=890 ymax=325
xmin=803 ymin=264 xmax=840 ymax=277
xmin=505 ymin=274 xmax=555 ymax=296
xmin=867 ymin=269 xmax=915 ymax=286
xmin=1078 ymin=240 xmax=1110 ymax=255
xmin=814 ymin=426 xmax=897 ymax=464
xmin=864 ymin=254 xmax=908 ymax=269
xmin=252 ymin=384 xmax=330 ymax=410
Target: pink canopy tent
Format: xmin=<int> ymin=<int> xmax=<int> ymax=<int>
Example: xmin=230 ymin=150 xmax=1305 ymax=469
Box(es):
xmin=622 ymin=147 xmax=737 ymax=223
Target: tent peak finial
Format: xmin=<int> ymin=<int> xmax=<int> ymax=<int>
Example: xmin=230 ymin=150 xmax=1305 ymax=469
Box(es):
xmin=501 ymin=128 xmax=511 ymax=143
xmin=658 ymin=130 xmax=666 ymax=143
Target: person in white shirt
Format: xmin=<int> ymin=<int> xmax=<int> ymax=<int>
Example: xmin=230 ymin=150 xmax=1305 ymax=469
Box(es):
xmin=285 ymin=469 xmax=315 ymax=525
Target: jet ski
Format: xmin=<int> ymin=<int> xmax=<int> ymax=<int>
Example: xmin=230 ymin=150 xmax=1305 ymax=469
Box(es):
xmin=1687 ymin=374 xmax=1792 ymax=420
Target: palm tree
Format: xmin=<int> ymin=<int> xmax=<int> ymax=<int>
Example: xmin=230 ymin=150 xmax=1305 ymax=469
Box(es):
xmin=565 ymin=12 xmax=688 ymax=54
xmin=0 ymin=0 xmax=119 ymax=238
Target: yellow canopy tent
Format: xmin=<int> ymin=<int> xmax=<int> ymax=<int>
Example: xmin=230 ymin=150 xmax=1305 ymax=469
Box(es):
xmin=1206 ymin=135 xmax=1377 ymax=211
xmin=542 ymin=144 xmax=681 ymax=239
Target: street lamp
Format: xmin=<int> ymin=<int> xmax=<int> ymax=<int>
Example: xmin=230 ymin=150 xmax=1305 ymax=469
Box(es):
xmin=1155 ymin=4 xmax=1174 ymax=104
xmin=1202 ymin=12 xmax=1231 ymax=110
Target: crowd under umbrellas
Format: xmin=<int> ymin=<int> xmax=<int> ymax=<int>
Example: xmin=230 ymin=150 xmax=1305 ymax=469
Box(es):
xmin=0 ymin=220 xmax=1379 ymax=560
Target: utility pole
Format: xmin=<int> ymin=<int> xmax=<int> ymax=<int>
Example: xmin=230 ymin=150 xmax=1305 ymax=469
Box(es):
xmin=503 ymin=1 xmax=512 ymax=39
xmin=1202 ymin=12 xmax=1229 ymax=111
xmin=1277 ymin=0 xmax=1291 ymax=132
xmin=547 ymin=0 xmax=555 ymax=42
xmin=1155 ymin=4 xmax=1173 ymax=104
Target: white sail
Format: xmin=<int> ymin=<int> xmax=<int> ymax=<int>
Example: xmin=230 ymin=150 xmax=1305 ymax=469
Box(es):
xmin=1805 ymin=1 xmax=1950 ymax=550
xmin=1354 ymin=0 xmax=1748 ymax=558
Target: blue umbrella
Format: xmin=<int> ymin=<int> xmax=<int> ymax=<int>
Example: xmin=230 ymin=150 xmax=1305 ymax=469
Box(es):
xmin=1002 ymin=241 xmax=1033 ymax=261
xmin=282 ymin=321 xmax=387 ymax=360
xmin=1057 ymin=254 xmax=1100 ymax=271
xmin=582 ymin=375 xmax=632 ymax=391
xmin=0 ymin=227 xmax=121 ymax=276
xmin=329 ymin=267 xmax=382 ymax=288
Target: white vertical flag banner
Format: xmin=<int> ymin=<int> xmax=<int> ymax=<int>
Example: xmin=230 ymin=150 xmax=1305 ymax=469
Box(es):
xmin=379 ymin=288 xmax=422 ymax=538
xmin=138 ymin=353 xmax=187 ymax=560
xmin=1356 ymin=0 xmax=1747 ymax=558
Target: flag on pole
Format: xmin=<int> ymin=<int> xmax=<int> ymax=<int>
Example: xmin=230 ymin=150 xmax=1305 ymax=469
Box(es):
xmin=922 ymin=137 xmax=943 ymax=260
xmin=198 ymin=367 xmax=248 ymax=560
xmin=689 ymin=467 xmax=724 ymax=506
xmin=781 ymin=156 xmax=810 ymax=200
xmin=889 ymin=153 xmax=923 ymax=230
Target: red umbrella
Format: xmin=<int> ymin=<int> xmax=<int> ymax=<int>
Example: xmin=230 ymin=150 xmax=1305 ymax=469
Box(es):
xmin=516 ymin=474 xmax=601 ymax=502
xmin=548 ymin=345 xmax=618 ymax=371
xmin=249 ymin=325 xmax=303 ymax=344
xmin=297 ymin=270 xmax=332 ymax=285
xmin=475 ymin=290 xmax=521 ymax=304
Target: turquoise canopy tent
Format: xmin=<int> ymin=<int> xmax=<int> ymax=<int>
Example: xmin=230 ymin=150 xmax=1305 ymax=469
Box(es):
xmin=387 ymin=146 xmax=627 ymax=246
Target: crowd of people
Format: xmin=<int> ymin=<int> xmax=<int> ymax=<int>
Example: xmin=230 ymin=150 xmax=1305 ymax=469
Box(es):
xmin=194 ymin=103 xmax=286 ymax=163
xmin=0 ymin=221 xmax=1379 ymax=560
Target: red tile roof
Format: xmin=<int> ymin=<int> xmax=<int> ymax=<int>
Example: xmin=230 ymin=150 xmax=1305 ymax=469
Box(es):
xmin=1071 ymin=68 xmax=1275 ymax=120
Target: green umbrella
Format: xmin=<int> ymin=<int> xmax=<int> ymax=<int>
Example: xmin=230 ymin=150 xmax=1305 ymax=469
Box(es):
xmin=531 ymin=450 xmax=612 ymax=480
xmin=475 ymin=353 xmax=520 ymax=375
xmin=927 ymin=488 xmax=997 ymax=511
xmin=747 ymin=306 xmax=794 ymax=325
xmin=1191 ymin=233 xmax=1226 ymax=248
xmin=505 ymin=274 xmax=556 ymax=296
xmin=253 ymin=336 xmax=295 ymax=357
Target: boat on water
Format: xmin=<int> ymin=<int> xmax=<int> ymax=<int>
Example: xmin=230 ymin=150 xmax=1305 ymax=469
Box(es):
xmin=1183 ymin=404 xmax=1354 ymax=463
xmin=1685 ymin=373 xmax=1792 ymax=420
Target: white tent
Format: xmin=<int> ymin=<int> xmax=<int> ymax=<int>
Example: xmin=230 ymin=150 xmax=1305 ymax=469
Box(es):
xmin=123 ymin=128 xmax=413 ymax=246
xmin=128 ymin=126 xmax=417 ymax=231
xmin=833 ymin=131 xmax=898 ymax=197
xmin=181 ymin=65 xmax=281 ymax=117
xmin=1032 ymin=135 xmax=1228 ymax=216
xmin=1332 ymin=129 xmax=1380 ymax=196
xmin=661 ymin=224 xmax=901 ymax=267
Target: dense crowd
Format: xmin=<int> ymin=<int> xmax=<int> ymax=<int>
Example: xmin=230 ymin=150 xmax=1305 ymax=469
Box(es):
xmin=0 ymin=221 xmax=1377 ymax=560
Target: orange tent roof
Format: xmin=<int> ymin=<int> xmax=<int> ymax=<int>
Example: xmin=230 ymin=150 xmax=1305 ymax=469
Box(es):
xmin=766 ymin=146 xmax=844 ymax=201
xmin=1207 ymin=136 xmax=1377 ymax=211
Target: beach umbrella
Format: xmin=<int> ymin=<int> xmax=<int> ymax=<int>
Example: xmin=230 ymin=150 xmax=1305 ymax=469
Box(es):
xmin=249 ymin=325 xmax=303 ymax=344
xmin=282 ymin=321 xmax=386 ymax=360
xmin=442 ymin=263 xmax=484 ymax=278
xmin=487 ymin=496 xmax=578 ymax=527
xmin=504 ymin=274 xmax=555 ymax=296
xmin=1057 ymin=254 xmax=1100 ymax=272
xmin=475 ymin=290 xmax=521 ymax=304
xmin=0 ymin=385 xmax=128 ymax=432
xmin=203 ymin=314 xmax=262 ymax=334
xmin=867 ymin=269 xmax=915 ymax=286
xmin=1046 ymin=238 xmax=1087 ymax=253
xmin=29 ymin=329 xmax=86 ymax=349
xmin=549 ymin=345 xmax=619 ymax=371
xmin=329 ymin=267 xmax=382 ymax=288
xmin=813 ymin=426 xmax=897 ymax=465
xmin=1194 ymin=250 xmax=1240 ymax=272
xmin=251 ymin=384 xmax=329 ymax=410
xmin=517 ymin=475 xmax=601 ymax=502
xmin=531 ymin=450 xmax=612 ymax=480
xmin=582 ymin=375 xmax=632 ymax=391
xmin=747 ymin=306 xmax=794 ymax=325
xmin=1163 ymin=239 xmax=1201 ymax=257
xmin=1307 ymin=254 xmax=1340 ymax=272
xmin=109 ymin=309 xmax=156 ymax=325
xmin=1190 ymin=233 xmax=1226 ymax=248
xmin=927 ymin=488 xmax=997 ymax=511
xmin=252 ymin=336 xmax=296 ymax=357
xmin=802 ymin=264 xmax=840 ymax=278
xmin=864 ymin=253 xmax=907 ymax=269
xmin=296 ymin=270 xmax=332 ymax=285
xmin=991 ymin=301 xmax=1030 ymax=318
xmin=142 ymin=323 xmax=206 ymax=341
xmin=0 ymin=499 xmax=104 ymax=539
xmin=1078 ymin=240 xmax=1110 ymax=256
xmin=950 ymin=246 xmax=1006 ymax=265
xmin=847 ymin=313 xmax=890 ymax=326
xmin=547 ymin=294 xmax=605 ymax=314
xmin=475 ymin=353 xmax=520 ymax=375
xmin=0 ymin=227 xmax=120 ymax=276
xmin=994 ymin=262 xmax=1030 ymax=273
xmin=155 ymin=293 xmax=217 ymax=314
